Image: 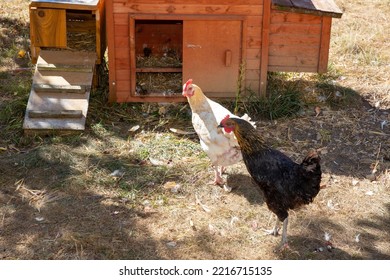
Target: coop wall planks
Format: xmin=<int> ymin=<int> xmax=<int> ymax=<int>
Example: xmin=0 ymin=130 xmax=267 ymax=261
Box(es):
xmin=271 ymin=11 xmax=322 ymax=23
xmin=268 ymin=9 xmax=325 ymax=73
xmin=112 ymin=1 xmax=263 ymax=16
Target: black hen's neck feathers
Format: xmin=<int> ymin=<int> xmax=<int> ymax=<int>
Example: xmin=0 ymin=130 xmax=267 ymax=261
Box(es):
xmin=231 ymin=118 xmax=268 ymax=153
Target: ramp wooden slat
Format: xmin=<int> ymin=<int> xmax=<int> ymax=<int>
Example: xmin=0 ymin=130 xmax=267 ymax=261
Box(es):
xmin=23 ymin=50 xmax=96 ymax=134
xmin=33 ymin=84 xmax=88 ymax=94
xmin=28 ymin=110 xmax=83 ymax=119
xmin=38 ymin=63 xmax=93 ymax=73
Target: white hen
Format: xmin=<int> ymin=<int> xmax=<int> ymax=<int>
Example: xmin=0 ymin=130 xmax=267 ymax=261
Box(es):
xmin=182 ymin=79 xmax=255 ymax=186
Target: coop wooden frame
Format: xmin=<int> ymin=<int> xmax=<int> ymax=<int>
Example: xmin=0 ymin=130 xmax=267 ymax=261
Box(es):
xmin=105 ymin=0 xmax=342 ymax=103
xmin=127 ymin=14 xmax=246 ymax=102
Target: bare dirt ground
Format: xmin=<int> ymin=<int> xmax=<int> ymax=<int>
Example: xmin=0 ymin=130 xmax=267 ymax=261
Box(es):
xmin=0 ymin=0 xmax=389 ymax=260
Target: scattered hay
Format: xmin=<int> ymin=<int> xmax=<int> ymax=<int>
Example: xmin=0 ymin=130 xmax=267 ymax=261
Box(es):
xmin=15 ymin=179 xmax=65 ymax=212
xmin=136 ymin=72 xmax=182 ymax=95
xmin=45 ymin=32 xmax=96 ymax=53
xmin=67 ymin=33 xmax=96 ymax=52
xmin=136 ymin=55 xmax=182 ymax=68
xmin=135 ymin=55 xmax=183 ymax=95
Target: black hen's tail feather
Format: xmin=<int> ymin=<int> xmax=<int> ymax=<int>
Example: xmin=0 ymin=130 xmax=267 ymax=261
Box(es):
xmin=299 ymin=150 xmax=322 ymax=203
xmin=301 ymin=150 xmax=321 ymax=172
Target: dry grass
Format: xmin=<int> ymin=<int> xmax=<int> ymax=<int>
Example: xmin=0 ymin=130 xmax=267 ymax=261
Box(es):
xmin=0 ymin=0 xmax=389 ymax=260
xmin=330 ymin=0 xmax=390 ymax=109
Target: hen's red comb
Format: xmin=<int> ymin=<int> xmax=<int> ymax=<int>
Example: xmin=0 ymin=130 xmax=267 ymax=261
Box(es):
xmin=184 ymin=79 xmax=193 ymax=91
xmin=221 ymin=115 xmax=230 ymax=124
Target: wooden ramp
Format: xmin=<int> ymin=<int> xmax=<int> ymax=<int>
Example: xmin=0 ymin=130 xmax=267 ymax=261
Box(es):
xmin=23 ymin=50 xmax=96 ymax=135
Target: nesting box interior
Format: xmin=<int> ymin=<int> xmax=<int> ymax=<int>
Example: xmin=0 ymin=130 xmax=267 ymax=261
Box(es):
xmin=134 ymin=20 xmax=183 ymax=96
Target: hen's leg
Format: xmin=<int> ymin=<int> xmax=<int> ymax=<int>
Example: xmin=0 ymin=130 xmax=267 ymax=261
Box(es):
xmin=281 ymin=217 xmax=288 ymax=244
xmin=279 ymin=217 xmax=289 ymax=249
xmin=210 ymin=166 xmax=232 ymax=192
xmin=213 ymin=166 xmax=224 ymax=185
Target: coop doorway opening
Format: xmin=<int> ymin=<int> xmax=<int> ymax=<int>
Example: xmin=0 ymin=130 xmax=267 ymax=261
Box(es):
xmin=134 ymin=20 xmax=183 ymax=96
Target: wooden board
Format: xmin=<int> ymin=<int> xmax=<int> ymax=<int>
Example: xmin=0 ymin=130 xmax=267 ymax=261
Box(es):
xmin=112 ymin=3 xmax=263 ymax=16
xmin=260 ymin=0 xmax=271 ymax=96
xmin=268 ymin=7 xmax=326 ymax=73
xmin=183 ymin=20 xmax=243 ymax=97
xmin=28 ymin=110 xmax=83 ymax=119
xmin=23 ymin=50 xmax=96 ymax=134
xmin=318 ymin=16 xmax=332 ymax=73
xmin=272 ymin=0 xmax=342 ymax=18
xmin=37 ymin=63 xmax=93 ymax=72
xmin=267 ymin=6 xmax=335 ymax=73
xmin=34 ymin=49 xmax=97 ymax=65
xmin=30 ymin=0 xmax=100 ymax=11
xmin=33 ymin=84 xmax=88 ymax=94
xmin=271 ymin=11 xmax=322 ymax=23
xmin=268 ymin=64 xmax=317 ymax=72
xmin=30 ymin=8 xmax=67 ymax=47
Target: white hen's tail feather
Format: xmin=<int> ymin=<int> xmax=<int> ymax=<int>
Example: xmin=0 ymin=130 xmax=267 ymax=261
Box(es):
xmin=240 ymin=113 xmax=256 ymax=128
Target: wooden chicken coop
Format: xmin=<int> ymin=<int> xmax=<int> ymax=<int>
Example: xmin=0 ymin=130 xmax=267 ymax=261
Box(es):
xmin=24 ymin=0 xmax=106 ymax=134
xmin=105 ymin=0 xmax=342 ymax=103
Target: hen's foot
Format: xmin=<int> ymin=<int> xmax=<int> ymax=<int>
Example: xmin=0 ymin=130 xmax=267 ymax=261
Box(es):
xmin=207 ymin=179 xmax=232 ymax=192
xmin=274 ymin=242 xmax=290 ymax=253
xmin=207 ymin=178 xmax=224 ymax=186
xmin=212 ymin=175 xmax=225 ymax=186
xmin=263 ymin=227 xmax=279 ymax=236
xmin=222 ymin=184 xmax=232 ymax=192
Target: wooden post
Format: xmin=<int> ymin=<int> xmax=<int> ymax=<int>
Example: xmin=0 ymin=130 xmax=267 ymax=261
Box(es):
xmin=105 ymin=0 xmax=117 ymax=102
xmin=129 ymin=16 xmax=136 ymax=102
xmin=260 ymin=0 xmax=271 ymax=97
xmin=95 ymin=0 xmax=106 ymax=65
xmin=29 ymin=4 xmax=39 ymax=64
xmin=318 ymin=16 xmax=332 ymax=73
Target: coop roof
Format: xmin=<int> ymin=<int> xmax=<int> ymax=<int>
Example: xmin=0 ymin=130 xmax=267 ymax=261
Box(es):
xmin=272 ymin=0 xmax=343 ymax=18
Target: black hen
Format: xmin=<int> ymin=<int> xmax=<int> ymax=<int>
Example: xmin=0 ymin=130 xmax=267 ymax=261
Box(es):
xmin=219 ymin=116 xmax=321 ymax=246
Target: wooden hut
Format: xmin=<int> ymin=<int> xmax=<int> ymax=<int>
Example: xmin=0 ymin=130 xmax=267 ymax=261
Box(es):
xmin=24 ymin=0 xmax=106 ymax=134
xmin=105 ymin=0 xmax=343 ymax=103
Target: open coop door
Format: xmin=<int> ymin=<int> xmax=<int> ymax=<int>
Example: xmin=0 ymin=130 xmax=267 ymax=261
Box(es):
xmin=183 ymin=20 xmax=243 ymax=98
